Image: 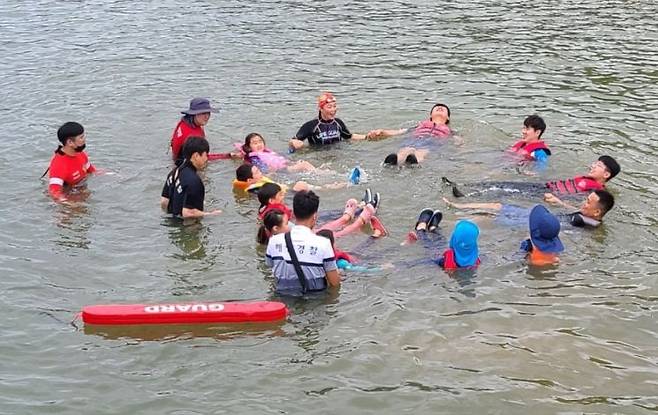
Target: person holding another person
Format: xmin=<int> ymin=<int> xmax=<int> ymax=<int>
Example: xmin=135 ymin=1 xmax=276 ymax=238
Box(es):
xmin=265 ymin=190 xmax=341 ymax=295
xmin=289 ymin=92 xmax=370 ymax=151
xmin=161 ymin=136 xmax=222 ymax=219
xmin=170 ymin=98 xmax=235 ymax=164
xmin=443 ymin=189 xmax=615 ymax=229
xmin=46 ymin=121 xmax=97 ymax=202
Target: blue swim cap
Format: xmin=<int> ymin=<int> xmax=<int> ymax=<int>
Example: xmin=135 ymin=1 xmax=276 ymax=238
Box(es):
xmin=449 ymin=220 xmax=480 ymax=267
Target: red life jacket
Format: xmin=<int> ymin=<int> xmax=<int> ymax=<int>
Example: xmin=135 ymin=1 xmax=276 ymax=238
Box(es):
xmin=413 ymin=120 xmax=451 ymax=138
xmin=509 ymin=140 xmax=551 ymax=160
xmin=335 ymin=249 xmax=355 ymax=264
xmin=546 ymin=176 xmax=604 ymax=194
xmin=258 ymin=202 xmax=293 ymax=221
xmin=171 ymin=118 xmax=205 ymax=161
xmin=441 ymin=249 xmax=481 ymax=270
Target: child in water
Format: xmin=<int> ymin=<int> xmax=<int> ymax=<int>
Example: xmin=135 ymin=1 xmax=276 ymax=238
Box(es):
xmin=256 ymin=208 xmax=290 ymax=245
xmin=238 ymin=133 xmax=324 ymax=174
xmin=316 ymin=229 xmax=383 ymax=272
xmin=521 ymin=205 xmax=564 ymax=266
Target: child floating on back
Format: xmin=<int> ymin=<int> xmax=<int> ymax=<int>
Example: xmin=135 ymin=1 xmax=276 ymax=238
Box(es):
xmin=508 ymin=115 xmax=551 ymax=171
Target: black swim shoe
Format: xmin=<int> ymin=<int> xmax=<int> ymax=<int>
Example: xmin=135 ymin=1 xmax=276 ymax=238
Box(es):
xmin=371 ymin=192 xmax=381 ymax=210
xmin=405 ymin=154 xmax=419 ymax=165
xmin=428 ymin=210 xmax=443 ymax=232
xmin=415 ymin=208 xmax=434 ymax=231
xmin=383 ymin=153 xmax=398 ymax=165
xmin=442 ymin=177 xmax=465 ymax=197
xmin=362 ymin=188 xmax=373 ymax=205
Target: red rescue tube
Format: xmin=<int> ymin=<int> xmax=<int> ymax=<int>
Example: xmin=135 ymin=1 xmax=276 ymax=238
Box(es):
xmin=82 ymin=301 xmax=288 ymax=325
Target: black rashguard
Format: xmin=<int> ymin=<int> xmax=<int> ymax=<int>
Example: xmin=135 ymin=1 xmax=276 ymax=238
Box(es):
xmin=161 ymin=164 xmax=205 ymax=217
xmin=295 ymin=116 xmax=352 ymax=145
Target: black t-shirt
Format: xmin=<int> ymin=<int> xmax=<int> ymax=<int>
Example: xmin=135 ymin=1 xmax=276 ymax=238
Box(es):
xmin=161 ymin=164 xmax=205 ymax=216
xmin=295 ymin=116 xmax=352 ymax=145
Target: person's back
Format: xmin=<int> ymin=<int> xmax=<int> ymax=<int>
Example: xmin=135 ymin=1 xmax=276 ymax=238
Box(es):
xmin=265 ymin=190 xmax=339 ymax=294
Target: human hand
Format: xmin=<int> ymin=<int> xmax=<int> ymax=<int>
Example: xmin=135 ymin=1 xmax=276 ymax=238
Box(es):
xmin=289 ymin=139 xmax=304 ymax=150
xmin=543 ymin=193 xmax=560 ymax=205
xmin=367 ymin=129 xmax=384 ymax=139
xmin=442 ymin=197 xmax=455 ymax=207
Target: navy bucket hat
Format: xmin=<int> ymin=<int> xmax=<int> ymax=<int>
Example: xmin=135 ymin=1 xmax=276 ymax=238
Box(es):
xmin=529 ymin=205 xmax=564 ymax=253
xmin=182 ymin=98 xmax=218 ymax=115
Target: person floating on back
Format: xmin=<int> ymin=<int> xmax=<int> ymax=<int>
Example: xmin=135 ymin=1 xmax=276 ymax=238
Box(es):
xmin=521 ymin=205 xmax=564 ymax=266
xmin=368 ymin=103 xmax=461 ymax=166
xmin=160 ymin=136 xmax=222 ymax=219
xmin=508 ymin=115 xmax=550 ymax=171
xmin=444 ymin=155 xmax=620 ymax=198
xmin=46 ymin=121 xmax=97 ymax=202
xmin=170 ymin=98 xmax=236 ymax=164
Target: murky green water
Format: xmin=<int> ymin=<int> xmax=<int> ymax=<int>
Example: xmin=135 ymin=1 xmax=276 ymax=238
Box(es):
xmin=1 ymin=0 xmax=657 ymax=413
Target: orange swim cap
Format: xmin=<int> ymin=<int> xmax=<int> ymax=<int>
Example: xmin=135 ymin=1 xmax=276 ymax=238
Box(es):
xmin=318 ymin=92 xmax=336 ymax=108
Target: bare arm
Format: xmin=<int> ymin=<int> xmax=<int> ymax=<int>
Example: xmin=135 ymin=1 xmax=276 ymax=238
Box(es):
xmin=160 ymin=197 xmax=169 ymax=211
xmin=325 ymin=269 xmax=341 ymax=287
xmin=543 ymin=193 xmax=577 ymax=210
xmin=182 ymin=207 xmax=222 ymax=218
xmin=443 ymin=197 xmax=502 ymax=210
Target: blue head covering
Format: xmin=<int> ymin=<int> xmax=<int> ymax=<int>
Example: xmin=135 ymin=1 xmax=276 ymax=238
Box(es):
xmin=449 ymin=220 xmax=480 ymax=267
xmin=529 ymin=205 xmax=564 ymax=253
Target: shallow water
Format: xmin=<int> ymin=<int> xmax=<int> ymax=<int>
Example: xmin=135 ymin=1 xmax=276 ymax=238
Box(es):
xmin=1 ymin=0 xmax=657 ymax=413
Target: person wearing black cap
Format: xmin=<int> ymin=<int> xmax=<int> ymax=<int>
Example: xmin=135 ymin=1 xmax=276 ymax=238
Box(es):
xmin=444 ymin=155 xmax=621 ymax=198
xmin=161 ymin=136 xmax=222 ymax=219
xmin=170 ymin=98 xmax=235 ymax=164
xmin=46 ymin=121 xmax=96 ymax=201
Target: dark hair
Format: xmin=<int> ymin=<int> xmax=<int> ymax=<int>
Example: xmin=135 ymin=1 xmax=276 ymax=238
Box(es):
xmin=430 ymin=103 xmax=451 ymax=124
xmin=236 ymin=163 xmax=254 ymax=181
xmin=523 ymin=115 xmax=546 ymax=138
xmin=257 ymin=208 xmax=286 ymax=245
xmin=598 ymin=155 xmax=620 ymax=181
xmin=242 ymin=133 xmax=265 ymax=154
xmin=293 ymin=190 xmax=319 ymax=220
xmin=257 ymin=182 xmax=282 ymax=209
xmin=316 ymin=229 xmax=335 ymax=246
xmin=593 ymin=189 xmax=615 ymax=216
xmin=181 ymin=136 xmax=210 ymax=161
xmin=57 ymin=122 xmax=84 ymax=144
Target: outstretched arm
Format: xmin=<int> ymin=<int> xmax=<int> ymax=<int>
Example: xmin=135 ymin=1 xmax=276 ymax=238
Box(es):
xmin=443 ymin=197 xmax=502 ymax=210
xmin=543 ymin=193 xmax=577 ymax=210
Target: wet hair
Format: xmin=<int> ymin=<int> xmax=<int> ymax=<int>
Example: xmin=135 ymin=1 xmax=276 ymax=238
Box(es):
xmin=57 ymin=122 xmax=84 ymax=145
xmin=598 ymin=155 xmax=620 ymax=181
xmin=257 ymin=182 xmax=282 ymax=209
xmin=181 ymin=136 xmax=210 ymax=161
xmin=316 ymin=229 xmax=335 ymax=246
xmin=242 ymin=133 xmax=265 ymax=154
xmin=430 ymin=103 xmax=451 ymax=124
xmin=593 ymin=189 xmax=615 ymax=216
xmin=236 ymin=163 xmax=254 ymax=181
xmin=523 ymin=115 xmax=546 ymax=138
xmin=256 ymin=209 xmax=286 ymax=245
xmin=293 ymin=190 xmax=320 ymax=220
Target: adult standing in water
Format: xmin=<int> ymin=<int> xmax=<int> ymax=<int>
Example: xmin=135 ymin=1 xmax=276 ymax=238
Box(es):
xmin=46 ymin=121 xmax=97 ymax=202
xmin=289 ymin=92 xmax=370 ymax=151
xmin=170 ymin=97 xmax=233 ymax=164
xmin=161 ymin=136 xmax=222 ymax=219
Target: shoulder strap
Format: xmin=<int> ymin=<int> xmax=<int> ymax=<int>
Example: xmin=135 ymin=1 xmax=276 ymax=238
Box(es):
xmin=284 ymin=231 xmax=308 ymax=293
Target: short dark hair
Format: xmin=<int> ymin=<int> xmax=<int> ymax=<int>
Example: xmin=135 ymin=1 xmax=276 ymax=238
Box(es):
xmin=593 ymin=189 xmax=615 ymax=216
xmin=430 ymin=103 xmax=451 ymax=124
xmin=236 ymin=163 xmax=254 ymax=181
xmin=316 ymin=229 xmax=335 ymax=246
xmin=57 ymin=122 xmax=84 ymax=144
xmin=257 ymin=182 xmax=282 ymax=209
xmin=181 ymin=136 xmax=209 ymax=161
xmin=598 ymin=155 xmax=620 ymax=181
xmin=524 ymin=115 xmax=546 ymax=138
xmin=293 ymin=190 xmax=319 ymax=220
